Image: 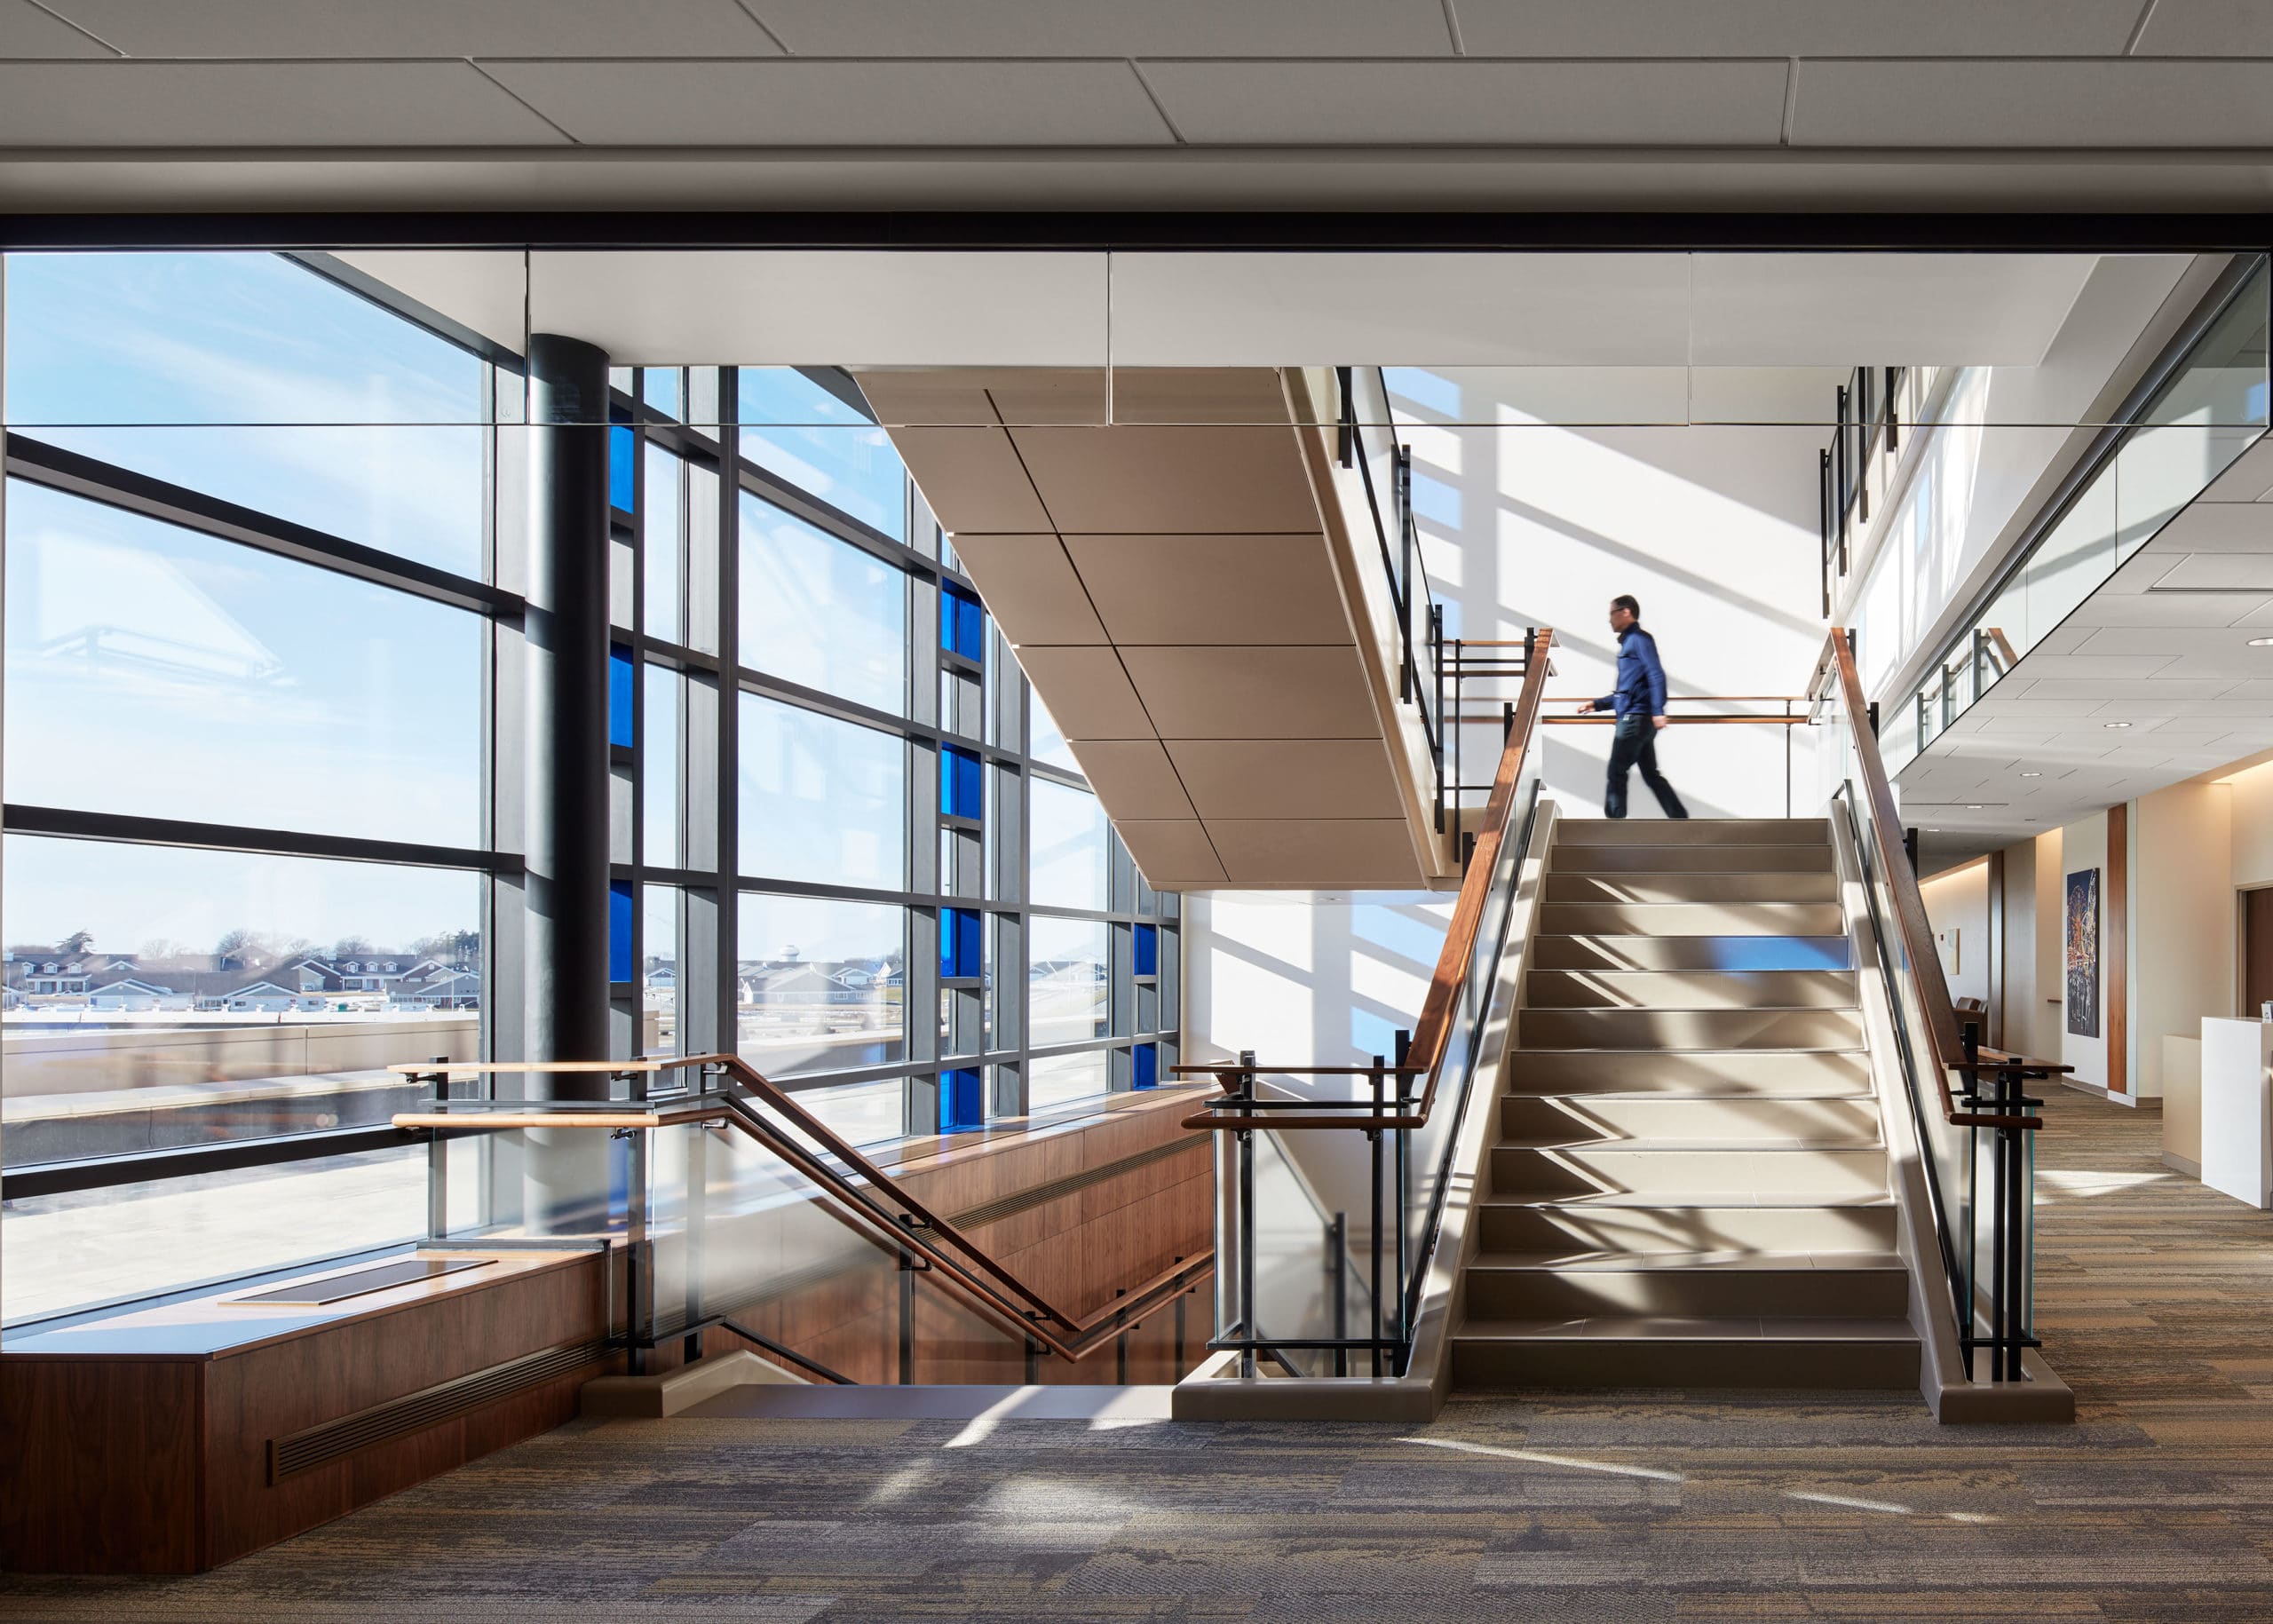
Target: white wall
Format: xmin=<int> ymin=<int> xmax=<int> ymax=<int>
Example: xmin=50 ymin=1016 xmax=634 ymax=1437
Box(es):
xmin=1842 ymin=256 xmax=2195 ymax=720
xmin=1394 ymin=371 xmax=1828 ymax=820
xmin=1919 ymin=857 xmax=1992 ymax=1009
xmin=2134 ymin=780 xmax=2235 ymax=1099
xmin=2031 ymin=831 xmax=2065 ymax=1066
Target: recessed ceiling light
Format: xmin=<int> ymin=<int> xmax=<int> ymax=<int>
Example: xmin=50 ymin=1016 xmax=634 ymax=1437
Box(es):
xmin=2020 ymin=772 xmax=2042 ymax=778
xmin=1966 ymin=804 xmax=1984 ymax=810
xmin=2103 ymin=721 xmax=2132 ymax=729
xmin=2252 ymin=637 xmax=2273 ymax=646
xmin=1928 ymin=828 xmax=1943 ymax=833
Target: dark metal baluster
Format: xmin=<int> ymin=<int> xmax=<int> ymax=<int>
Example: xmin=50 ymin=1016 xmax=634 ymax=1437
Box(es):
xmin=1368 ymin=1059 xmax=1385 ymax=1379
xmin=1238 ymin=1048 xmax=1257 ymax=1379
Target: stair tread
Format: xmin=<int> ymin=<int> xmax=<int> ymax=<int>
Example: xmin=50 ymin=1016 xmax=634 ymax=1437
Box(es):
xmin=1498 ymin=1137 xmax=1885 ymax=1152
xmin=1456 ymin=1315 xmax=1916 ymax=1343
xmin=1469 ymin=1248 xmax=1904 ymax=1273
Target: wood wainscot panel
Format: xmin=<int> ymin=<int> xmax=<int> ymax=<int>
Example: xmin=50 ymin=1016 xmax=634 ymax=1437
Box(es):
xmin=0 ymin=1356 xmax=205 ymax=1574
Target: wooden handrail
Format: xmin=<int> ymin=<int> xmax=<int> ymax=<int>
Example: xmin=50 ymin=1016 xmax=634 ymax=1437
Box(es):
xmin=1174 ymin=625 xmax=1556 ymax=1134
xmin=394 ymin=1051 xmax=1212 ymax=1364
xmin=1811 ymin=630 xmax=2045 ymax=1131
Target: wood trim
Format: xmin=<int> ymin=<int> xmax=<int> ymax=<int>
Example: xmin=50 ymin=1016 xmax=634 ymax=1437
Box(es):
xmin=2110 ymin=801 xmax=2130 ymax=1097
xmin=1986 ymin=847 xmax=2007 ymax=1051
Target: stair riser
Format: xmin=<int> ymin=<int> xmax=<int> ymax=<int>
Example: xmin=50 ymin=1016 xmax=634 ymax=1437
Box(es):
xmin=1533 ymin=936 xmax=1854 ymax=972
xmin=1478 ymin=1204 xmax=1900 ymax=1255
xmin=1491 ymin=1147 xmax=1890 ymax=1201
xmin=1547 ymin=874 xmax=1840 ymax=906
xmin=1549 ymin=845 xmax=1833 ymax=875
xmin=1464 ymin=1269 xmax=1910 ymax=1320
xmin=1526 ymin=970 xmax=1857 ymax=1010
xmin=1450 ymin=1338 xmax=1920 ymax=1390
xmin=1500 ymin=1096 xmax=1882 ymax=1145
xmin=1508 ymin=1050 xmax=1874 ymax=1097
xmin=1556 ymin=820 xmax=1831 ymax=848
xmin=1521 ymin=1008 xmax=1864 ymax=1051
xmin=1538 ymin=904 xmax=1847 ymax=936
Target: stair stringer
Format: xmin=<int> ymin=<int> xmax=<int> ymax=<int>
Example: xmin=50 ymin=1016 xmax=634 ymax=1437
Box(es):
xmin=1827 ymin=804 xmax=2074 ymax=1423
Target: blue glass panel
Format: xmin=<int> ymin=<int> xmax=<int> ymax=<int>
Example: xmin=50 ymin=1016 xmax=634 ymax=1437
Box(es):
xmin=941 ymin=1066 xmax=985 ymax=1133
xmin=1132 ymin=1044 xmax=1158 ymax=1090
xmin=1133 ymin=923 xmax=1159 ymax=978
xmin=608 ymin=644 xmax=635 ymax=749
xmin=608 ymin=878 xmax=635 ymax=984
xmin=941 ymin=907 xmax=981 ymax=980
xmin=940 ymin=580 xmax=986 ymax=661
xmin=609 ymin=423 xmax=636 ymax=513
xmin=940 ymin=743 xmax=982 ymax=820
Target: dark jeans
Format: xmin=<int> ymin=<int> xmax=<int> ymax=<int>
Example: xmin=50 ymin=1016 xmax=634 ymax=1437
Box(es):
xmin=1605 ymin=715 xmax=1689 ymax=820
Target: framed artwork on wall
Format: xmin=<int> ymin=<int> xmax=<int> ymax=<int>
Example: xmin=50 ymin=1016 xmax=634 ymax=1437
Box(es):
xmin=2066 ymin=867 xmax=2100 ymax=1039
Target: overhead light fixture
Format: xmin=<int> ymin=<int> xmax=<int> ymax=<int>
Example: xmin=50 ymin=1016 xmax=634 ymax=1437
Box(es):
xmin=1928 ymin=828 xmax=1943 ymax=833
xmin=2103 ymin=721 xmax=2132 ymax=729
xmin=1966 ymin=804 xmax=1985 ymax=810
xmin=2253 ymin=638 xmax=2273 ymax=647
xmin=2020 ymin=772 xmax=2042 ymax=778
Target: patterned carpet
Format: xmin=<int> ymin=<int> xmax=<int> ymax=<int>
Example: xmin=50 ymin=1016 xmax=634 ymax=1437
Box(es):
xmin=10 ymin=1089 xmax=2273 ymax=1621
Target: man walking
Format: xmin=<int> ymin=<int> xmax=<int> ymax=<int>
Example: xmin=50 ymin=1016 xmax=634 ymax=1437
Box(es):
xmin=1576 ymin=594 xmax=1689 ymax=820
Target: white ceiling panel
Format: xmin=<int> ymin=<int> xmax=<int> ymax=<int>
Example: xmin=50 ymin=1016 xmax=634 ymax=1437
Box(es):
xmin=2063 ymin=590 xmax=2272 ymax=627
xmin=2142 ymin=502 xmax=2273 ymax=552
xmin=2150 ymin=554 xmax=2273 ymax=590
xmin=0 ymin=0 xmax=109 ymax=56
xmin=42 ymin=0 xmax=778 ymax=56
xmin=1998 ymin=655 xmax=2178 ymax=680
xmin=2135 ymin=0 xmax=2273 ymax=57
xmin=1140 ymin=59 xmax=1789 ymax=147
xmin=2015 ymin=677 xmax=2238 ymax=701
xmin=536 ymin=253 xmax=1106 ymax=366
xmin=1792 ymin=60 xmax=2273 ymax=148
xmin=486 ymin=59 xmax=1176 ymax=147
xmin=1452 ymin=1 xmax=2144 ymax=57
xmin=748 ymin=0 xmax=1454 ymax=57
xmin=1689 ymin=254 xmax=2096 ymax=367
xmin=0 ymin=61 xmax=566 ymax=146
xmin=1106 ymin=254 xmax=1694 ymax=368
xmin=329 ymin=250 xmax=529 ymax=352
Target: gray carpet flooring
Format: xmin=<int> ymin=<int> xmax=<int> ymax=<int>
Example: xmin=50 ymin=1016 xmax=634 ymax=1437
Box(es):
xmin=9 ymin=1089 xmax=2273 ymax=1621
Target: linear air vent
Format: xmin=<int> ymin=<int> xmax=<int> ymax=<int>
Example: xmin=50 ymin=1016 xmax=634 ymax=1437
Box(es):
xmin=267 ymin=1338 xmax=610 ymax=1482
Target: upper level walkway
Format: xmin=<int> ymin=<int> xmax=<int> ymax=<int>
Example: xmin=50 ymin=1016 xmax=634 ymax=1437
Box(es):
xmin=4 ymin=1089 xmax=2262 ymax=1620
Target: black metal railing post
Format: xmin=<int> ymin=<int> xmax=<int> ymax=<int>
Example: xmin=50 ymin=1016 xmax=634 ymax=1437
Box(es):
xmin=1327 ymin=1212 xmax=1349 ymax=1378
xmin=1367 ymin=1054 xmax=1386 ymax=1379
xmin=1430 ymin=604 xmax=1446 ymax=832
xmin=1236 ymin=1048 xmax=1258 ymax=1379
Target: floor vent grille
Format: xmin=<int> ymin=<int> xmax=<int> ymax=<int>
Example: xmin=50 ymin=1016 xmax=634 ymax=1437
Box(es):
xmin=268 ymin=1337 xmax=610 ymax=1482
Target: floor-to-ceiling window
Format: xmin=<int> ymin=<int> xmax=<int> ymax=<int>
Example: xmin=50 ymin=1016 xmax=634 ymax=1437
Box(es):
xmin=0 ymin=253 xmax=1178 ymax=1330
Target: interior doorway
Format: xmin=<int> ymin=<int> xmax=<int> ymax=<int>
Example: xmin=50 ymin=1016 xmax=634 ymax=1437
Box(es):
xmin=2244 ymin=887 xmax=2273 ymax=1020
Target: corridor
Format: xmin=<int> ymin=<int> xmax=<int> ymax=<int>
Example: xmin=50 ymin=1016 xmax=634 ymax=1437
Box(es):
xmin=5 ymin=1093 xmax=2268 ymax=1622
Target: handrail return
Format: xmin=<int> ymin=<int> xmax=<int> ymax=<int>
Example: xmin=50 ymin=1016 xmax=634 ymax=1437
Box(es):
xmin=1810 ymin=628 xmax=2070 ymax=1383
xmin=391 ymin=1051 xmax=1213 ymax=1383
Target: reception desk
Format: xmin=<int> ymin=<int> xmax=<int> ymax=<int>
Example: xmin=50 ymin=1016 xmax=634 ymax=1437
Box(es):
xmin=2200 ymin=1018 xmax=2273 ymax=1210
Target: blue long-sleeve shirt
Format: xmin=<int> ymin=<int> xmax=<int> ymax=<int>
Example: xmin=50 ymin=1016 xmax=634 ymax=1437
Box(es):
xmin=1598 ymin=625 xmax=1669 ymax=720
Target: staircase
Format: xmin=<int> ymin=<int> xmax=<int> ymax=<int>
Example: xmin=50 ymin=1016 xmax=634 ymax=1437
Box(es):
xmin=1451 ymin=817 xmax=1920 ymax=1390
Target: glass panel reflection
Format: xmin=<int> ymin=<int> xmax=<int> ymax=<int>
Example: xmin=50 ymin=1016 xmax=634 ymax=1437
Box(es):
xmin=737 ymin=693 xmax=905 ymax=888
xmin=737 ymin=891 xmax=905 ymax=1078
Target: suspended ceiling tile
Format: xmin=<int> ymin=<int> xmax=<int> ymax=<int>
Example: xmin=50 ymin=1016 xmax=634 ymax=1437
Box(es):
xmin=1101 ymin=368 xmax=1295 ymax=425
xmin=1006 ymin=425 xmax=1319 ymax=533
xmin=1107 ymin=258 xmax=1695 ymax=368
xmin=486 ymin=59 xmax=1178 ymax=147
xmin=2134 ymin=0 xmax=2273 ymax=56
xmin=0 ymin=0 xmax=112 ymax=56
xmin=2016 ymin=677 xmax=2238 ymax=701
xmin=2063 ymin=590 xmax=2272 ymax=628
xmin=855 ymin=372 xmax=1006 ymax=425
xmin=1063 ymin=534 xmax=1350 ymax=646
xmin=880 ymin=428 xmax=1050 ymax=533
xmin=1167 ymin=739 xmax=1406 ymax=820
xmin=1791 ymin=59 xmax=2273 ymax=148
xmin=44 ymin=0 xmax=779 ymax=55
xmin=2151 ymin=554 xmax=2273 ymax=590
xmin=1114 ymin=820 xmax=1227 ymax=888
xmin=2142 ymin=503 xmax=2273 ymax=554
xmin=1453 ymin=0 xmax=2144 ymax=57
xmin=1139 ymin=59 xmax=1789 ymax=147
xmin=976 ymin=369 xmax=1113 ymax=426
xmin=1206 ymin=820 xmax=1422 ymax=886
xmin=0 ymin=60 xmax=567 ymax=146
xmin=748 ymin=0 xmax=1453 ymax=57
xmin=2012 ymin=656 xmax=2177 ymax=682
xmin=948 ymin=535 xmax=1107 ymax=646
xmin=537 ymin=254 xmax=1106 ymax=368
xmin=1120 ymin=645 xmax=1379 ymax=740
xmin=1009 ymin=646 xmax=1154 ymax=740
xmin=1063 ymin=741 xmax=1197 ymax=820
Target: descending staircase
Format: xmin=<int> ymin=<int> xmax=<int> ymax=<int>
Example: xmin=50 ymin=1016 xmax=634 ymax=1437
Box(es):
xmin=1451 ymin=817 xmax=1921 ymax=1390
